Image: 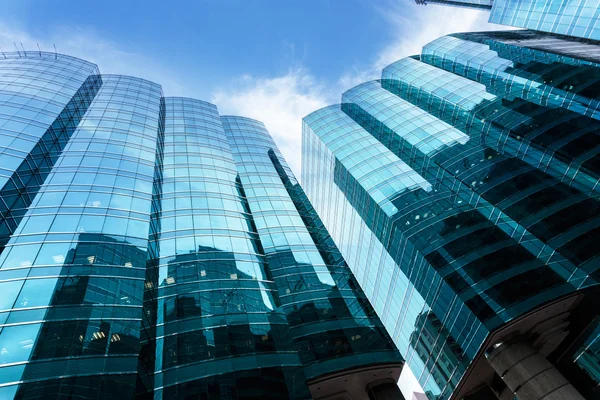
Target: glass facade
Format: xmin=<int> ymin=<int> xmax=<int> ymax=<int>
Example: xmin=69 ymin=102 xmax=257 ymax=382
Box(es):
xmin=0 ymin=52 xmax=403 ymax=399
xmin=0 ymin=53 xmax=100 ymax=255
xmin=222 ymin=117 xmax=400 ymax=386
xmin=147 ymin=99 xmax=308 ymax=399
xmin=490 ymin=0 xmax=600 ymax=40
xmin=0 ymin=73 xmax=163 ymax=399
xmin=302 ymin=30 xmax=600 ymax=399
xmin=416 ymin=0 xmax=600 ymax=41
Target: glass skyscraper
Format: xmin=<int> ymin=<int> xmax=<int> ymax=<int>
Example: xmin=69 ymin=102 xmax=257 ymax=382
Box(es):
xmin=416 ymin=0 xmax=600 ymax=41
xmin=0 ymin=51 xmax=404 ymax=399
xmin=302 ymin=29 xmax=600 ymax=400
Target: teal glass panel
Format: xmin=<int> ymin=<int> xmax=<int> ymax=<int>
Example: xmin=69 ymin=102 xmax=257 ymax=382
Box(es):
xmin=0 ymin=53 xmax=100 ymax=254
xmin=222 ymin=116 xmax=402 ymax=381
xmin=0 ymin=74 xmax=163 ymax=398
xmin=490 ymin=0 xmax=600 ymax=41
xmin=303 ymin=30 xmax=600 ymax=399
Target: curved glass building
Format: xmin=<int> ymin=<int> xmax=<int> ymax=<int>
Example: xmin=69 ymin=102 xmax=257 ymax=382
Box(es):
xmin=222 ymin=116 xmax=402 ymax=398
xmin=302 ymin=30 xmax=600 ymax=400
xmin=0 ymin=52 xmax=403 ymax=399
xmin=0 ymin=52 xmax=100 ymax=255
xmin=415 ymin=0 xmax=600 ymax=41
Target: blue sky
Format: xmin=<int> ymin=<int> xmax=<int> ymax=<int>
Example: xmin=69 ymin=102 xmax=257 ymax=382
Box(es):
xmin=0 ymin=1 xmax=508 ymax=397
xmin=0 ymin=0 xmax=506 ymax=178
xmin=3 ymin=0 xmax=413 ymax=97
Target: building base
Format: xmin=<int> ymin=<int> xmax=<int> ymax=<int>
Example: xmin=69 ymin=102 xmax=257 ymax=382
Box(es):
xmin=308 ymin=364 xmax=404 ymax=400
xmin=452 ymin=287 xmax=600 ymax=400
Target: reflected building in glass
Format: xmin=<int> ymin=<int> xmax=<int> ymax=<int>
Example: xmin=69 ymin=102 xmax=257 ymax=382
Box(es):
xmin=302 ymin=30 xmax=600 ymax=399
xmin=416 ymin=0 xmax=600 ymax=41
xmin=0 ymin=52 xmax=404 ymax=399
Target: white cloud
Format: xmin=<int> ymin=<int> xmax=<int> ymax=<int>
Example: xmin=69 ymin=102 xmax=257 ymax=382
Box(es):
xmin=213 ymin=4 xmax=511 ymax=181
xmin=374 ymin=3 xmax=497 ymax=70
xmin=0 ymin=21 xmax=186 ymax=95
xmin=212 ymin=69 xmax=331 ymax=178
xmin=339 ymin=2 xmax=511 ymax=92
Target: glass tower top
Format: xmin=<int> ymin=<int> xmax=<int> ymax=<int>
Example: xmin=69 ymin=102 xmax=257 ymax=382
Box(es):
xmin=0 ymin=52 xmax=404 ymax=399
xmin=416 ymin=0 xmax=600 ymax=41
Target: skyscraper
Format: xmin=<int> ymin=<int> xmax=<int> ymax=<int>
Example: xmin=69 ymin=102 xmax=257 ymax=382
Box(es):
xmin=302 ymin=29 xmax=600 ymax=400
xmin=0 ymin=51 xmax=404 ymax=399
xmin=415 ymin=0 xmax=600 ymax=41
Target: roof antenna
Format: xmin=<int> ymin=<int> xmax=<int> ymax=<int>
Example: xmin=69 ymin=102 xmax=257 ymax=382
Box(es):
xmin=0 ymin=46 xmax=5 ymax=59
xmin=14 ymin=42 xmax=21 ymax=57
xmin=53 ymin=44 xmax=57 ymax=59
xmin=20 ymin=42 xmax=26 ymax=56
xmin=37 ymin=43 xmax=41 ymax=57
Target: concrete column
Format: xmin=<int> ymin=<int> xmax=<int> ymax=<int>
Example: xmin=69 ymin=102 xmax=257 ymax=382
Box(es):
xmin=486 ymin=336 xmax=585 ymax=400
